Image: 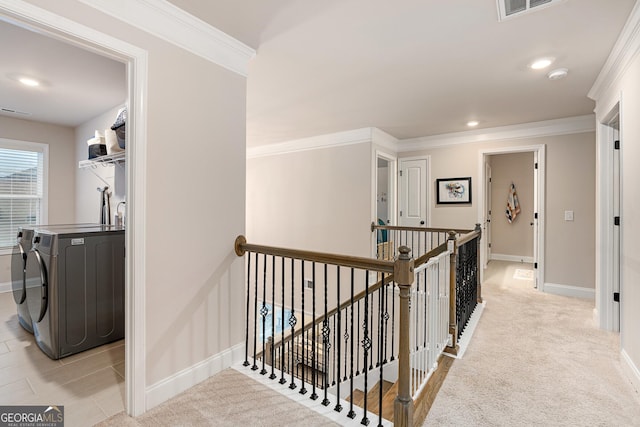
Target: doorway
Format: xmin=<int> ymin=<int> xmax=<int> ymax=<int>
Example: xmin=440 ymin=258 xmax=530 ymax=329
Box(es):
xmin=0 ymin=3 xmax=148 ymax=416
xmin=479 ymin=146 xmax=545 ymax=288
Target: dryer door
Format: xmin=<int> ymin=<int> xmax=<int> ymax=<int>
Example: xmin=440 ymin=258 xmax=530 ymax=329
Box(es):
xmin=11 ymin=242 xmax=26 ymax=304
xmin=25 ymin=249 xmax=48 ymax=323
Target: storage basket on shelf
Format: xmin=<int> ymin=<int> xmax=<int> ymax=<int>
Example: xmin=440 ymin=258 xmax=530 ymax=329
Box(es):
xmin=111 ymin=107 xmax=126 ymax=149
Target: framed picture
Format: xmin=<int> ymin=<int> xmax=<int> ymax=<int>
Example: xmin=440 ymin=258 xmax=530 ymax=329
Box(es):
xmin=436 ymin=177 xmax=472 ymax=204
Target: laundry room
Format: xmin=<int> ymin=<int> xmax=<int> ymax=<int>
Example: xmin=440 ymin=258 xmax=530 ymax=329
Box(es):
xmin=0 ymin=18 xmax=128 ymax=418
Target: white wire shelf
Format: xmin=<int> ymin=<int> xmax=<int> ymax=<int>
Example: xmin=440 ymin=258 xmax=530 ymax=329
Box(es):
xmin=78 ymin=151 xmax=125 ymax=169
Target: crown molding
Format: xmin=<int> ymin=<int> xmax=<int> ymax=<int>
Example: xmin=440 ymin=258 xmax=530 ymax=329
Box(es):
xmin=371 ymin=127 xmax=399 ymax=152
xmin=397 ymin=115 xmax=595 ymax=152
xmin=247 ymin=128 xmax=383 ymax=158
xmin=588 ymin=1 xmax=640 ymax=102
xmin=78 ymin=0 xmax=255 ymax=77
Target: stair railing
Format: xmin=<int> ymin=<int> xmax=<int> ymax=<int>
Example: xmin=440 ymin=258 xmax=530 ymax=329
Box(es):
xmin=234 ymin=224 xmax=481 ymax=427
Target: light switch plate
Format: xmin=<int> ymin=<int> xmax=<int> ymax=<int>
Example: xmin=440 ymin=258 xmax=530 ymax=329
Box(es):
xmin=564 ymin=210 xmax=574 ymax=221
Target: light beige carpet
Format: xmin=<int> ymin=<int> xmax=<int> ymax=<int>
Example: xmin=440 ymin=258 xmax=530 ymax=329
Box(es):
xmin=425 ymin=261 xmax=640 ymax=426
xmin=96 ymin=369 xmax=338 ymax=426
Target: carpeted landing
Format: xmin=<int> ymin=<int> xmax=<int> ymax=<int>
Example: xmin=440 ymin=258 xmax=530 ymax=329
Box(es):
xmin=424 ymin=261 xmax=640 ymax=426
xmin=98 ymin=261 xmax=640 ymax=426
xmin=96 ymin=368 xmax=338 ymax=427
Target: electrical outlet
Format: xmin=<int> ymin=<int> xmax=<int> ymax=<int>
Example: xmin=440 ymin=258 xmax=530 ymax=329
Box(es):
xmin=305 ymin=279 xmax=314 ymax=289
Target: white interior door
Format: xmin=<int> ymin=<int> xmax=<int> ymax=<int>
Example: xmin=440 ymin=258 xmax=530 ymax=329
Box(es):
xmin=399 ymin=158 xmax=428 ymax=227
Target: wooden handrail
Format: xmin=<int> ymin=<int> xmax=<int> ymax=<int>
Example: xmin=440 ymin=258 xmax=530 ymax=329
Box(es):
xmin=455 ymin=226 xmax=481 ymax=247
xmin=235 ymin=235 xmax=394 ymax=274
xmin=371 ymin=222 xmax=473 ymax=234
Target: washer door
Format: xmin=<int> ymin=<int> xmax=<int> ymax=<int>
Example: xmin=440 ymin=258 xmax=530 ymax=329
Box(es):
xmin=11 ymin=242 xmax=26 ymax=304
xmin=25 ymin=249 xmax=48 ymax=323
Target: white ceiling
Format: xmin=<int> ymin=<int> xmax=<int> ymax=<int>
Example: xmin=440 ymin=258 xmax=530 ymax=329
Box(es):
xmin=0 ymin=18 xmax=126 ymax=127
xmin=0 ymin=0 xmax=635 ymax=146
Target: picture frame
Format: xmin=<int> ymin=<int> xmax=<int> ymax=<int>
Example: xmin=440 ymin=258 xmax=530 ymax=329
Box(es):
xmin=436 ymin=177 xmax=472 ymax=204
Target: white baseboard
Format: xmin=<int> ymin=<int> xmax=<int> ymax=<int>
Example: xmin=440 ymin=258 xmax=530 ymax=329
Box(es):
xmin=543 ymin=282 xmax=595 ymax=300
xmin=145 ymin=342 xmax=244 ymax=411
xmin=456 ymin=300 xmax=486 ymax=359
xmin=0 ymin=282 xmax=11 ymax=293
xmin=490 ymin=254 xmax=534 ymax=263
xmin=621 ymin=349 xmax=640 ymax=395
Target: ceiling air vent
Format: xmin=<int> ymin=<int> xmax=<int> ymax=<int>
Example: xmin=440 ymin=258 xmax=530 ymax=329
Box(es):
xmin=497 ymin=0 xmax=562 ymax=21
xmin=0 ymin=107 xmax=31 ymax=117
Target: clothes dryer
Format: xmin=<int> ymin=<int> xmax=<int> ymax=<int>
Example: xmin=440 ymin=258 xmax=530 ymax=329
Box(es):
xmin=11 ymin=224 xmax=102 ymax=333
xmin=25 ymin=225 xmax=125 ymax=359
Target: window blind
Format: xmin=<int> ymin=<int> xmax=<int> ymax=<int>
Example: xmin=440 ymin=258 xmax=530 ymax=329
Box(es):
xmin=0 ymin=147 xmax=44 ymax=249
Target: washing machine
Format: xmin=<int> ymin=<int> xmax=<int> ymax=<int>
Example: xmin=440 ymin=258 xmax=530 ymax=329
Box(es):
xmin=12 ymin=224 xmax=101 ymax=333
xmin=25 ymin=225 xmax=125 ymax=359
xmin=11 ymin=224 xmax=102 ymax=334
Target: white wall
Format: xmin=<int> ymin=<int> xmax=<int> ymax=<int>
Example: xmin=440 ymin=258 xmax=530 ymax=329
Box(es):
xmin=592 ymin=13 xmax=640 ymax=391
xmin=0 ymin=116 xmax=76 ymax=285
xmin=75 ymin=105 xmax=126 ymax=224
xmin=247 ymin=142 xmax=372 ymax=258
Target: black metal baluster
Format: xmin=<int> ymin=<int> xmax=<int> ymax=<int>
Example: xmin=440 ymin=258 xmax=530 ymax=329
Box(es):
xmin=311 ymin=262 xmax=318 ymax=400
xmin=243 ymin=252 xmax=252 ymax=367
xmin=423 ymin=267 xmax=428 ymax=349
xmin=343 ymin=302 xmax=348 ymax=382
xmin=356 ymin=299 xmax=361 ymax=376
xmin=369 ymin=283 xmax=374 ymax=371
xmin=270 ymin=255 xmax=277 ymax=380
xmin=335 ymin=266 xmax=343 ymax=412
xmin=332 ymin=313 xmax=337 ymax=387
xmin=252 ymin=253 xmax=259 ymax=371
xmin=260 ymin=254 xmax=268 ymax=375
xmin=376 ymin=283 xmax=382 ymax=368
xmin=322 ymin=264 xmax=330 ymax=406
xmin=289 ymin=258 xmax=297 ymax=390
xmin=300 ymin=261 xmax=307 ymax=395
xmin=348 ymin=268 xmax=356 ymax=419
xmin=280 ymin=257 xmax=287 ymax=384
xmin=361 ymin=271 xmax=371 ymax=426
xmin=383 ymin=281 xmax=389 ymax=364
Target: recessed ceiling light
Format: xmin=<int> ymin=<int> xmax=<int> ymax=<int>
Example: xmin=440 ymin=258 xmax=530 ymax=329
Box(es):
xmin=18 ymin=77 xmax=40 ymax=87
xmin=467 ymin=121 xmax=479 ymax=127
xmin=547 ymin=68 xmax=568 ymax=80
xmin=530 ymin=58 xmax=554 ymax=70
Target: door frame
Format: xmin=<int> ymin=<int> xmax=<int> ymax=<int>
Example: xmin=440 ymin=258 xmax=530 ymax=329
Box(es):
xmin=372 ymin=150 xmax=397 ymax=257
xmin=0 ymin=1 xmax=149 ymax=415
xmin=478 ymin=145 xmax=546 ymax=288
xmin=595 ymin=101 xmax=622 ymax=332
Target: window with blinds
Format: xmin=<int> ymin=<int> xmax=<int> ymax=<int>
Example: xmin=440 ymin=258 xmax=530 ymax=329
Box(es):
xmin=0 ymin=143 xmax=45 ymax=249
xmin=497 ymin=0 xmax=559 ymax=21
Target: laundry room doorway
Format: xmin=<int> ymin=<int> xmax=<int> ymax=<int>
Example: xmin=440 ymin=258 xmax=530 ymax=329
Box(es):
xmin=0 ymin=2 xmax=149 ymax=416
xmin=479 ymin=146 xmax=545 ymax=288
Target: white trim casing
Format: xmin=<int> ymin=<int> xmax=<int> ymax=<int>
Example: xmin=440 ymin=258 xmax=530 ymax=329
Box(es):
xmin=247 ymin=127 xmax=397 ymax=158
xmin=490 ymin=254 xmax=535 ymax=263
xmin=398 ymin=115 xmax=595 ymax=152
xmin=588 ymin=1 xmax=640 ymax=102
xmin=543 ymin=283 xmax=596 ymax=300
xmin=78 ymin=0 xmax=256 ymax=77
xmin=146 ymin=343 xmax=245 ymax=410
xmin=0 ymin=0 xmax=150 ymax=416
xmin=621 ymin=349 xmax=640 ymax=394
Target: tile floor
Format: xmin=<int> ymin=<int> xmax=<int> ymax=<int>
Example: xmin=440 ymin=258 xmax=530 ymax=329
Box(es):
xmin=0 ymin=291 xmax=124 ymax=426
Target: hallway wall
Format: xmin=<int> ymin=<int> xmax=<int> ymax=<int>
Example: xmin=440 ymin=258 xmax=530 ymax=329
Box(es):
xmin=401 ymin=131 xmax=596 ymax=291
